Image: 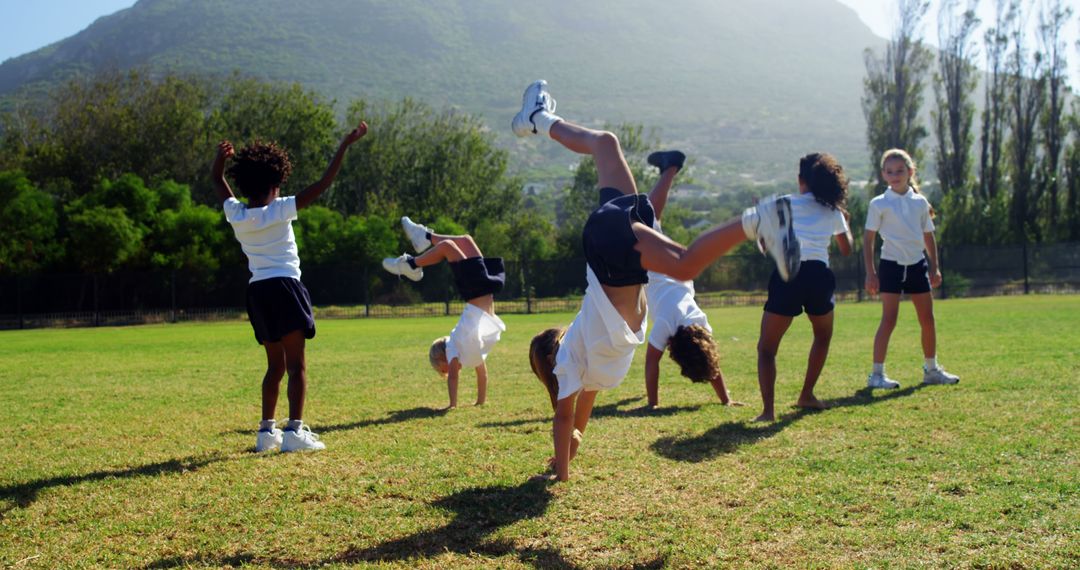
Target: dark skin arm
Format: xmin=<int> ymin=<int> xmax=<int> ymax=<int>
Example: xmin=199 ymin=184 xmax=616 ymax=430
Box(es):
xmin=296 ymin=121 xmax=368 ymax=210
xmin=211 ymin=141 xmax=237 ymax=205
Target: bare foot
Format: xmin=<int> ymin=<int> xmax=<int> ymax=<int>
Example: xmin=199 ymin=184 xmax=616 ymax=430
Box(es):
xmin=795 ymin=396 xmax=831 ymax=410
xmin=474 ymin=400 xmax=486 ymax=407
xmin=753 ymin=412 xmax=775 ymax=422
xmin=722 ymin=400 xmax=747 ymax=407
xmin=440 ymin=404 xmax=457 ymax=411
xmin=529 ymin=472 xmax=558 ymax=482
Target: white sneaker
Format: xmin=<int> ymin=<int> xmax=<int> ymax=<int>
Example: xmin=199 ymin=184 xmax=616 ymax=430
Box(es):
xmin=401 ymin=216 xmax=432 ymax=253
xmin=382 ymin=254 xmax=423 ymax=282
xmin=255 ymin=428 xmax=283 ymax=452
xmin=922 ymin=367 xmax=960 ymax=385
xmin=867 ymin=372 xmax=901 ymax=389
xmin=512 ymin=80 xmax=557 ymax=137
xmin=749 ymin=196 xmax=800 ymax=282
xmin=281 ymin=425 xmax=326 ymax=452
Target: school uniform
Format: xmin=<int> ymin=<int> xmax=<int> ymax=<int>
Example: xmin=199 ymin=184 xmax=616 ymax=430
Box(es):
xmin=224 ymin=196 xmax=315 ymax=344
xmin=764 ymin=193 xmax=849 ymax=317
xmin=441 ymin=256 xmax=507 ymax=367
xmin=865 ymin=188 xmax=935 ymax=294
xmin=646 ymin=221 xmax=710 ymax=351
xmin=554 ymin=266 xmax=647 ymax=400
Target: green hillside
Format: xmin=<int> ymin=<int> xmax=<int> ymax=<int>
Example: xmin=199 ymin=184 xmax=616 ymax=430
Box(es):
xmin=0 ymin=0 xmax=883 ymax=181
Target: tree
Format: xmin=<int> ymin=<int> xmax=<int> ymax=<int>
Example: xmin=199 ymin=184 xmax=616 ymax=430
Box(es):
xmin=978 ymin=0 xmax=1014 ymax=202
xmin=0 ymin=170 xmax=61 ymax=275
xmin=64 ymin=205 xmax=143 ymax=274
xmin=932 ymin=0 xmax=980 ymax=199
xmin=330 ymin=98 xmax=520 ymax=231
xmin=1006 ymin=1 xmax=1046 ymax=242
xmin=1036 ymin=0 xmax=1073 ymax=237
xmin=861 ymin=0 xmax=934 ymax=194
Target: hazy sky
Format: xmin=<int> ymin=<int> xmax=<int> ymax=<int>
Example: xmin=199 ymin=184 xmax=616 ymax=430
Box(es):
xmin=0 ymin=0 xmax=138 ymax=63
xmin=2 ymin=0 xmax=1078 ymax=85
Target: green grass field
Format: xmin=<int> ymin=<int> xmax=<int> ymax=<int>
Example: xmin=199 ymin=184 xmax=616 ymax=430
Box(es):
xmin=1 ymin=295 xmax=1077 ymax=569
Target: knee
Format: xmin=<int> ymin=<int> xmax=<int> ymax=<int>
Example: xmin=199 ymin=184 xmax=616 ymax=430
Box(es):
xmin=918 ymin=313 xmax=936 ymax=328
xmin=596 ymin=131 xmax=621 ymax=153
xmin=286 ymin=361 xmax=307 ymax=379
xmin=264 ymin=364 xmax=286 ymax=382
xmin=554 ymin=402 xmax=574 ymax=423
xmin=757 ymin=343 xmax=777 ymax=362
xmin=879 ymin=315 xmax=898 ymax=331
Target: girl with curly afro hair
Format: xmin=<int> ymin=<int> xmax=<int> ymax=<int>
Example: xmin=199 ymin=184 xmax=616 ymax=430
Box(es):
xmin=211 ymin=120 xmax=367 ymax=453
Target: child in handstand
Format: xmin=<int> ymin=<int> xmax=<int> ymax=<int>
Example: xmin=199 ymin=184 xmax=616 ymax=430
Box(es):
xmin=642 ymin=150 xmax=743 ymax=409
xmin=383 ymin=218 xmax=506 ymax=409
xmin=513 ymin=80 xmax=798 ymax=480
xmin=212 ymin=121 xmax=368 ymax=452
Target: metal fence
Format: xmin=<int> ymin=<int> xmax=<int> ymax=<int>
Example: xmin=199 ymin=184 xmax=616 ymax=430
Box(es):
xmin=2 ymin=242 xmax=1078 ymax=330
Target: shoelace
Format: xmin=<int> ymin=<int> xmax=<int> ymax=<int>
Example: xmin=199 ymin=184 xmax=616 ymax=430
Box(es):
xmin=293 ymin=425 xmax=321 ymax=442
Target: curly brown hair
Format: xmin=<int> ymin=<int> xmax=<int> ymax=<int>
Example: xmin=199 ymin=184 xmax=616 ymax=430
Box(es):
xmin=529 ymin=327 xmax=565 ymax=411
xmin=667 ymin=324 xmax=720 ymax=382
xmin=798 ymin=152 xmax=848 ymax=213
xmin=226 ymin=140 xmax=293 ymax=201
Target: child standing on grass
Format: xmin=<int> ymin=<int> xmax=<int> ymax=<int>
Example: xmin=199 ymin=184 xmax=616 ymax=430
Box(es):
xmin=212 ymin=121 xmax=368 ymax=452
xmin=382 ymin=218 xmax=506 ymax=409
xmin=642 ymin=150 xmax=743 ymax=409
xmin=753 ymin=153 xmax=853 ymax=422
xmin=864 ymin=148 xmax=960 ymax=389
xmin=513 ymin=79 xmax=799 ymax=481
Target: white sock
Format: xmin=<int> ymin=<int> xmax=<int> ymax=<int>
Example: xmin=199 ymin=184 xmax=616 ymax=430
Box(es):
xmin=872 ymin=363 xmax=884 ymax=375
xmin=259 ymin=419 xmax=276 ymax=431
xmin=741 ymin=207 xmax=759 ymax=240
xmin=925 ymin=357 xmax=938 ymax=371
xmin=532 ymin=110 xmax=562 ymax=136
xmin=286 ymin=419 xmax=303 ymax=431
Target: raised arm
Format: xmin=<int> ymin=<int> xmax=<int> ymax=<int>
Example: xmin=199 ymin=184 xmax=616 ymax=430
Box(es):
xmin=211 ymin=141 xmax=236 ymax=204
xmin=295 ymin=121 xmax=368 ymax=210
xmin=924 ymin=232 xmax=941 ymax=288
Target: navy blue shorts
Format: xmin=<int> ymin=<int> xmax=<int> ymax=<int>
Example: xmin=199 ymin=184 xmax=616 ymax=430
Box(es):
xmin=583 ymin=187 xmax=656 ymax=287
xmin=245 ymin=277 xmax=316 ymax=345
xmin=450 ymin=256 xmax=505 ymax=301
xmin=764 ymin=260 xmax=836 ymax=317
xmin=878 ymin=258 xmax=931 ymax=294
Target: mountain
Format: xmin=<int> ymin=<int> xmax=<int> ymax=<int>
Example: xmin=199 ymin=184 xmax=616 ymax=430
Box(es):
xmin=0 ymin=0 xmax=884 ymax=182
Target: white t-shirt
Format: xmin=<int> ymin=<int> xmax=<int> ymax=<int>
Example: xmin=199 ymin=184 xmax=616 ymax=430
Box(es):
xmin=223 ymin=197 xmax=301 ymax=283
xmin=788 ymin=192 xmax=849 ymax=266
xmin=554 ymin=266 xmax=647 ymax=400
xmin=865 ymin=188 xmax=935 ymax=265
xmin=446 ymin=303 xmax=507 ymax=369
xmin=646 ymin=221 xmax=710 ymax=350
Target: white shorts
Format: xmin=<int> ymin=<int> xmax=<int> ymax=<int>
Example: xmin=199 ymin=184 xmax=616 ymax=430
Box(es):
xmin=554 ymin=266 xmax=646 ymax=400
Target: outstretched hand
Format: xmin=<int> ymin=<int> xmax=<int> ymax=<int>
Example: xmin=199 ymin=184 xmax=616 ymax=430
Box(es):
xmin=342 ymin=121 xmax=368 ymax=146
xmin=215 ymin=140 xmax=234 ymax=163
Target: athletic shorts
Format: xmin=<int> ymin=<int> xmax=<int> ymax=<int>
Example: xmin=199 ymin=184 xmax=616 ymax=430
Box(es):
xmin=878 ymin=258 xmax=931 ymax=294
xmin=449 ymin=256 xmax=505 ymax=301
xmin=245 ymin=277 xmax=316 ymax=344
xmin=764 ymin=260 xmax=836 ymax=317
xmin=583 ymin=187 xmax=656 ymax=287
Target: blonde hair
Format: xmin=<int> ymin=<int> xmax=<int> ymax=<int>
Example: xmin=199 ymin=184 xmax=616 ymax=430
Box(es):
xmin=429 ymin=336 xmax=449 ymax=377
xmin=529 ymin=327 xmax=566 ymax=411
xmin=880 ymin=148 xmax=935 ymax=218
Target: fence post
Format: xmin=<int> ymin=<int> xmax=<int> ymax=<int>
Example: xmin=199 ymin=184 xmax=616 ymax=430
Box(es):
xmin=364 ymin=264 xmax=370 ymax=318
xmin=93 ymin=274 xmax=100 ymax=327
xmin=856 ymin=246 xmax=864 ymax=302
xmin=16 ymin=275 xmax=23 ymax=330
xmin=1022 ymin=242 xmax=1030 ymax=294
xmin=170 ymin=269 xmax=177 ymax=324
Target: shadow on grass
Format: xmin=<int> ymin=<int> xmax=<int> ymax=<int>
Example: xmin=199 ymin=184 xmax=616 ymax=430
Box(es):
xmin=144 ymin=478 xmax=668 ymax=569
xmin=219 ymin=406 xmax=449 ymax=436
xmin=652 ymin=385 xmax=927 ymax=462
xmin=0 ymin=453 xmax=228 ymax=519
xmin=478 ymin=396 xmax=701 ymax=429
